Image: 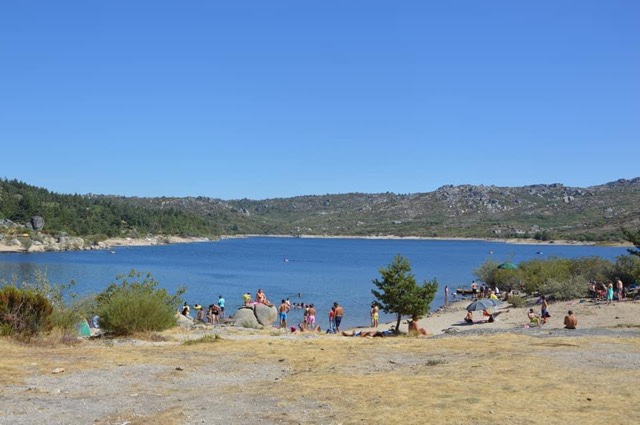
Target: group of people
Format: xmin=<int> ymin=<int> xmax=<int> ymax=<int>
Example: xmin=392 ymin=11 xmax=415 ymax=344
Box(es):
xmin=278 ymin=299 xmax=345 ymax=334
xmin=469 ymin=280 xmax=501 ymax=300
xmin=527 ymin=297 xmax=578 ymax=330
xmin=181 ymin=295 xmax=226 ymax=325
xmin=589 ymin=277 xmax=625 ymax=304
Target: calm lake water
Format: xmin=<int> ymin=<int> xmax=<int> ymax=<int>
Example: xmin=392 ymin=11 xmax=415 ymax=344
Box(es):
xmin=0 ymin=237 xmax=629 ymax=329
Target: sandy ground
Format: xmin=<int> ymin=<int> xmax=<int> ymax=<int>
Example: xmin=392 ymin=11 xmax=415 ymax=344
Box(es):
xmin=359 ymin=297 xmax=640 ymax=337
xmin=1 ymin=298 xmax=639 ymax=425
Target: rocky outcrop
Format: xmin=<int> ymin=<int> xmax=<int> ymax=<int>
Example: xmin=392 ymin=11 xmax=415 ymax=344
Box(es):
xmin=175 ymin=313 xmax=194 ymax=328
xmin=233 ymin=308 xmax=260 ymax=328
xmin=28 ymin=216 xmax=45 ymax=231
xmin=232 ymin=304 xmax=277 ymax=329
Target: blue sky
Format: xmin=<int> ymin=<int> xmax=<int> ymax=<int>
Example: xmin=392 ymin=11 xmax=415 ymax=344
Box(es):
xmin=1 ymin=1 xmax=638 ymax=200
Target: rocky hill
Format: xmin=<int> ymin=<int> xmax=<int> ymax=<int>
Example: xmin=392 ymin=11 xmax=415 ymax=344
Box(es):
xmin=115 ymin=178 xmax=640 ymax=242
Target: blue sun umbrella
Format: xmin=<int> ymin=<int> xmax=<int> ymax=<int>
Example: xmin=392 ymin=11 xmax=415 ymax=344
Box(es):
xmin=466 ymin=298 xmax=503 ymax=312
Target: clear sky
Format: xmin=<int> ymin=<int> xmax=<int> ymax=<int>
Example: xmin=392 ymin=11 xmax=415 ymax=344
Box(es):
xmin=1 ymin=1 xmax=638 ymax=200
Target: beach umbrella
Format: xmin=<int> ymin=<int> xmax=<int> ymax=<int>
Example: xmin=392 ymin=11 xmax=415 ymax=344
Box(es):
xmin=466 ymin=298 xmax=503 ymax=312
xmin=497 ymin=261 xmax=518 ymax=270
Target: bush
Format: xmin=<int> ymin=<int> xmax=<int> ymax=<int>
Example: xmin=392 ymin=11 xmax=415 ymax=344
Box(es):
xmin=0 ymin=286 xmax=54 ymax=337
xmin=96 ymin=270 xmax=184 ymax=336
xmin=506 ymin=294 xmax=526 ymax=308
xmin=183 ymin=334 xmax=220 ymax=345
xmin=539 ymin=274 xmax=589 ymax=301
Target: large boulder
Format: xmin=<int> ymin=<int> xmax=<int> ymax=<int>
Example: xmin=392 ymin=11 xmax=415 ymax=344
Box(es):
xmin=254 ymin=304 xmax=277 ymax=326
xmin=30 ymin=216 xmax=45 ymax=231
xmin=175 ymin=313 xmax=194 ymax=328
xmin=233 ymin=307 xmax=260 ymax=329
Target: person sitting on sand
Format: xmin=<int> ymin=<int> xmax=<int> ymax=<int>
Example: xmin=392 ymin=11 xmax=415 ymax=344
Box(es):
xmin=564 ymin=310 xmax=578 ymax=329
xmin=482 ymin=309 xmax=495 ymax=323
xmin=408 ymin=316 xmax=428 ymax=335
xmin=194 ymin=304 xmax=205 ymax=323
xmin=291 ymin=323 xmax=321 ymax=334
xmin=181 ymin=302 xmax=190 ymax=317
xmin=464 ymin=310 xmax=474 ymax=324
xmin=528 ymin=308 xmax=541 ymax=326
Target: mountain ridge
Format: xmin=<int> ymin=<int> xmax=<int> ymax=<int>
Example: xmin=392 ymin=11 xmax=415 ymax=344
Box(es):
xmin=1 ymin=177 xmax=638 ymax=244
xmin=106 ymin=177 xmax=640 ymax=242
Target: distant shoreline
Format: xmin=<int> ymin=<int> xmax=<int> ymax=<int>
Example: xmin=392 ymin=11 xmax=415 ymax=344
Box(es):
xmin=0 ymin=233 xmax=631 ymax=254
xmin=241 ymin=234 xmax=631 ymax=248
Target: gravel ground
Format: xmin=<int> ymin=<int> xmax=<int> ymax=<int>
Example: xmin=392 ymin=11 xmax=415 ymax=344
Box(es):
xmin=2 ymin=301 xmax=639 ymax=424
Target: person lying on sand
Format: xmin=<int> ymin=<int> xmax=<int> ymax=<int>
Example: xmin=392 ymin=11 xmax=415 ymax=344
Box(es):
xmin=341 ymin=329 xmax=394 ymax=337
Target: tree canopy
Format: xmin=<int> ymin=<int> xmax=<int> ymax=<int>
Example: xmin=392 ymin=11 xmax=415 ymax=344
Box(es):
xmin=371 ymin=254 xmax=438 ymax=333
xmin=622 ymin=228 xmax=640 ymax=257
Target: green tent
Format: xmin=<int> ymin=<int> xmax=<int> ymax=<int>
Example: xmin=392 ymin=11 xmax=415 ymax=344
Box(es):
xmin=497 ymin=262 xmax=518 ymax=270
xmin=77 ymin=319 xmax=92 ymax=337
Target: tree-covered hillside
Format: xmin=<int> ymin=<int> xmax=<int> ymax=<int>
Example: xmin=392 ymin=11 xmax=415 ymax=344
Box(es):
xmin=1 ymin=177 xmax=639 ymax=243
xmin=0 ymin=179 xmax=220 ymax=239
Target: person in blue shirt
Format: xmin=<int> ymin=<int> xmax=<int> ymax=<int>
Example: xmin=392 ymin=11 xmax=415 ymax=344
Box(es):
xmin=218 ymin=295 xmax=225 ymax=318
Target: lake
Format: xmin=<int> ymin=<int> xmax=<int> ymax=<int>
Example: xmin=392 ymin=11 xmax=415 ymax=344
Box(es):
xmin=0 ymin=237 xmax=629 ymax=329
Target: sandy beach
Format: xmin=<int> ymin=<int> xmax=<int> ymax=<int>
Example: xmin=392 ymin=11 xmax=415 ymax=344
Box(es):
xmin=355 ymin=296 xmax=640 ymax=337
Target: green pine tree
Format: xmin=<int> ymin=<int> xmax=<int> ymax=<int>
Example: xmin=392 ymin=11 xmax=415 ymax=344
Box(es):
xmin=371 ymin=254 xmax=438 ymax=333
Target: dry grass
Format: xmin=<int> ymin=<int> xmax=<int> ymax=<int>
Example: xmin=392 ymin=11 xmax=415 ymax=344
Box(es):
xmin=2 ymin=332 xmax=640 ymax=424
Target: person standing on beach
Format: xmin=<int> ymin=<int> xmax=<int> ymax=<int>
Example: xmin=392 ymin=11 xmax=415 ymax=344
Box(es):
xmin=371 ymin=302 xmax=379 ymax=328
xmin=278 ymin=299 xmax=290 ymax=329
xmin=307 ymin=304 xmax=316 ymax=329
xmin=333 ymin=302 xmax=344 ymax=332
xmin=540 ymin=295 xmax=550 ymax=324
xmin=616 ymin=277 xmax=624 ymax=301
xmin=327 ymin=306 xmax=336 ymax=334
xmin=218 ymin=295 xmax=225 ymax=318
xmin=444 ymin=285 xmax=449 ymax=305
xmin=606 ymin=282 xmax=614 ymax=304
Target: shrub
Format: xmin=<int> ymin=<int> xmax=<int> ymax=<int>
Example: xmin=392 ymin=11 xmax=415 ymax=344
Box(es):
xmin=0 ymin=286 xmax=54 ymax=337
xmin=96 ymin=270 xmax=184 ymax=336
xmin=539 ymin=274 xmax=589 ymax=301
xmin=506 ymin=294 xmax=526 ymax=308
xmin=183 ymin=334 xmax=220 ymax=345
xmin=613 ymin=255 xmax=640 ymax=285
